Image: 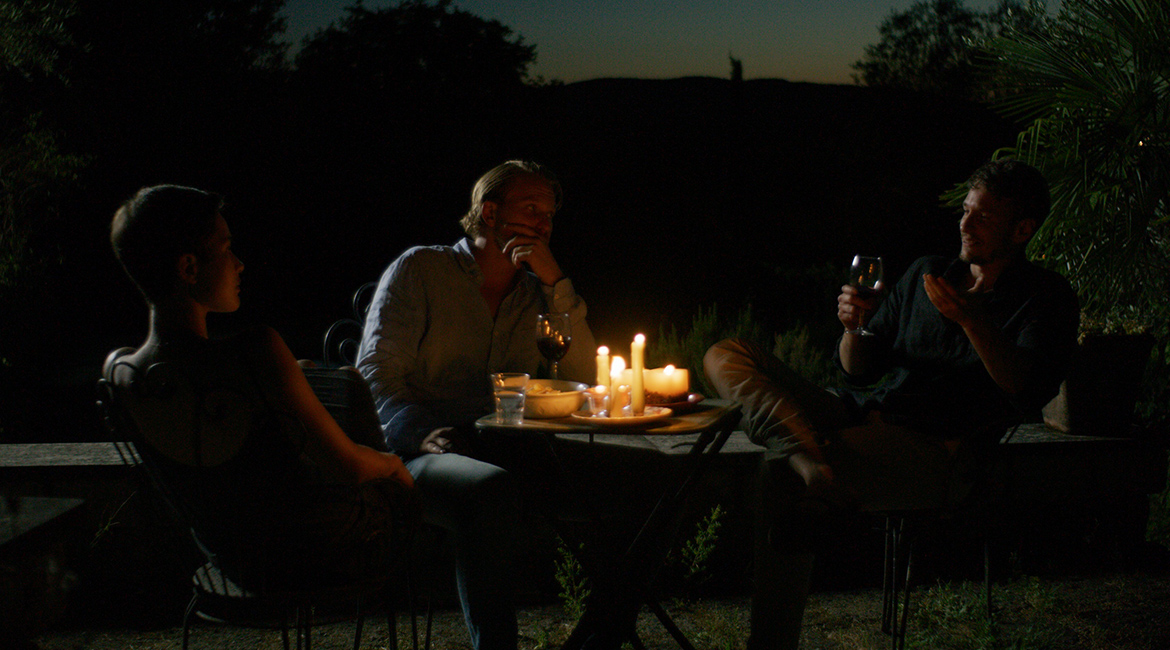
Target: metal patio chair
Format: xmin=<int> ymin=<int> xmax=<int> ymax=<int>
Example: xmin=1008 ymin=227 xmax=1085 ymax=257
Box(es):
xmin=97 ymin=347 xmax=423 ymax=650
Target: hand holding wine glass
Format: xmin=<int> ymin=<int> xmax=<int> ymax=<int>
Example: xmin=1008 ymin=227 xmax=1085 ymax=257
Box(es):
xmin=536 ymin=312 xmax=572 ymax=379
xmin=846 ymin=255 xmax=883 ymax=336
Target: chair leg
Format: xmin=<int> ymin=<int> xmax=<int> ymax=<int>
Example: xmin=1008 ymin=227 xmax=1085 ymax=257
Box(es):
xmin=295 ymin=605 xmax=303 ymax=650
xmin=296 ymin=601 xmax=313 ymax=650
xmin=281 ymin=608 xmax=291 ymax=650
xmin=388 ymin=609 xmax=399 ymax=650
xmin=896 ymin=537 xmax=915 ymax=650
xmin=406 ymin=564 xmax=418 ymax=650
xmin=353 ymin=610 xmax=365 ymax=650
xmin=182 ymin=591 xmax=198 ymax=650
xmin=424 ymin=598 xmax=434 ymax=650
xmin=881 ymin=517 xmax=896 ymax=634
xmin=880 ymin=517 xmax=914 ymax=650
xmin=984 ymin=536 xmax=993 ymax=620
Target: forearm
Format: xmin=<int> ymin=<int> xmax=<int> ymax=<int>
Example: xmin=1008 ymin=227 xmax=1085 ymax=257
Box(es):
xmin=838 ymin=331 xmax=876 ymax=378
xmin=377 ymin=399 xmax=443 ymax=456
xmin=347 ymin=447 xmax=413 ymax=486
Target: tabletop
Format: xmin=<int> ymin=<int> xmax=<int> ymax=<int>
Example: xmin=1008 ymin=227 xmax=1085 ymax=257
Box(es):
xmin=475 ymin=398 xmax=742 ymax=456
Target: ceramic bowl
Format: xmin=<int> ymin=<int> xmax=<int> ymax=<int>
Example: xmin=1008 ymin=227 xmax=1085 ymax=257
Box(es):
xmin=524 ymin=379 xmax=588 ymax=418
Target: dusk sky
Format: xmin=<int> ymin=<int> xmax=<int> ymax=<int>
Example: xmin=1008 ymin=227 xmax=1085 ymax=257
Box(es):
xmin=281 ymin=0 xmax=1040 ymax=85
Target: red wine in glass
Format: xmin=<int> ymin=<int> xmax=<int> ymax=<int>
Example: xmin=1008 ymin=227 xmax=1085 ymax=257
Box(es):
xmin=848 ymin=255 xmax=883 ymax=336
xmin=536 ymin=313 xmax=572 ymax=379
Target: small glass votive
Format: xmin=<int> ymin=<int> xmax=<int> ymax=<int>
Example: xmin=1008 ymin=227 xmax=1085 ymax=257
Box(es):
xmin=490 ymin=372 xmax=529 ymax=425
xmin=586 ymin=386 xmax=608 ymax=416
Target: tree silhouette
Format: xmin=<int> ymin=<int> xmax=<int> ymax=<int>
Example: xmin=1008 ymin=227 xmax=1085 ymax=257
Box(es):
xmin=284 ymin=0 xmax=545 ymax=257
xmin=1 ymin=0 xmax=86 ymax=297
xmin=851 ymin=0 xmax=1046 ymax=100
xmin=295 ymin=0 xmax=538 ymax=99
xmin=729 ymin=53 xmax=743 ymax=83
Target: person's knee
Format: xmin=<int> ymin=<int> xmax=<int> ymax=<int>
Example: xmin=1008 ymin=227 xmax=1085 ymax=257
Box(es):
xmin=468 ymin=465 xmax=520 ymax=522
xmin=704 ymin=337 xmax=750 ymax=381
xmin=702 ymin=341 xmax=758 ymax=390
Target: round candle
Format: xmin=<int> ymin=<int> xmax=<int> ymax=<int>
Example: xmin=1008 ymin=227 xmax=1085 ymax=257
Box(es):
xmin=662 ymin=364 xmax=688 ymax=396
xmin=643 ymin=365 xmax=689 ymax=403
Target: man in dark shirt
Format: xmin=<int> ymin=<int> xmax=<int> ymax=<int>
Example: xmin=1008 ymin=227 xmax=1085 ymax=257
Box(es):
xmin=704 ymin=159 xmax=1080 ymax=650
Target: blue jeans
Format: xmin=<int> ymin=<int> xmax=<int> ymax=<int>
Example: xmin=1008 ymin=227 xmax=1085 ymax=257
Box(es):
xmin=405 ymin=452 xmax=519 ymax=650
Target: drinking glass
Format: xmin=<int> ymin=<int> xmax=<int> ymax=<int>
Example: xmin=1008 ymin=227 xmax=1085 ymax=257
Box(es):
xmin=535 ymin=313 xmax=572 ymax=379
xmin=490 ymin=372 xmax=529 ymax=425
xmin=847 ymin=255 xmax=883 ymax=336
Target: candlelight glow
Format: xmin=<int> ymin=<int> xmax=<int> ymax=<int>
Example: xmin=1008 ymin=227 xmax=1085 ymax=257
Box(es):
xmin=610 ymin=355 xmax=626 ymax=377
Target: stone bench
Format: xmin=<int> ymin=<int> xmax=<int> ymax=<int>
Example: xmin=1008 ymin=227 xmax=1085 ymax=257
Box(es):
xmin=997 ymin=422 xmax=1167 ymax=499
xmin=0 ymin=442 xmax=140 ymax=498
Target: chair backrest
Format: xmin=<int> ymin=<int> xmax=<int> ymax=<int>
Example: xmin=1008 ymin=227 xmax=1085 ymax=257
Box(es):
xmin=301 ymin=366 xmax=388 ymax=452
xmin=98 ymin=349 xmax=411 ymax=643
xmin=97 ymin=347 xmax=294 ymax=594
xmin=323 ymin=281 xmax=378 ymax=368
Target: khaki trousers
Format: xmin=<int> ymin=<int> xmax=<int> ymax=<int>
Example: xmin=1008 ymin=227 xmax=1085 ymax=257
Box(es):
xmin=704 ymin=338 xmax=960 ymax=650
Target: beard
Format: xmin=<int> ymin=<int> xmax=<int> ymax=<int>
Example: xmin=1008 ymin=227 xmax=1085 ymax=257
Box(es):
xmin=960 ymin=248 xmax=986 ymax=265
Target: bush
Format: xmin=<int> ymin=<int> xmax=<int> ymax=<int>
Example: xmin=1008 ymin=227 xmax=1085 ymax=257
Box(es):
xmin=652 ymin=304 xmax=769 ymax=397
xmin=654 ymin=304 xmax=845 ymax=397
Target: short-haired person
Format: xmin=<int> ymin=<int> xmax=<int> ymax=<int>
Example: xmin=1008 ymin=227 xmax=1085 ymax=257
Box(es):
xmin=107 ymin=185 xmax=415 ymax=589
xmin=357 ymin=160 xmax=597 ymax=650
xmin=704 ymin=159 xmax=1080 ymax=649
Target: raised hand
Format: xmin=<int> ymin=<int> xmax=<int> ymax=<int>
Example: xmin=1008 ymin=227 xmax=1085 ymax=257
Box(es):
xmin=923 ymin=273 xmax=977 ymax=326
xmin=501 ymin=221 xmax=564 ymax=286
xmin=837 ymin=282 xmax=885 ymax=332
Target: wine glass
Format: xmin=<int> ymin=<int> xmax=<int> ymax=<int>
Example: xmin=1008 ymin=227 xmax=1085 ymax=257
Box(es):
xmin=535 ymin=313 xmax=572 ymax=380
xmin=847 ymin=255 xmax=883 ymax=336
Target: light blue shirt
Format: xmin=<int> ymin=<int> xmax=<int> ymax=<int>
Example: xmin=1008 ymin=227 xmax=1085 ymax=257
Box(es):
xmin=357 ymin=238 xmax=596 ymax=455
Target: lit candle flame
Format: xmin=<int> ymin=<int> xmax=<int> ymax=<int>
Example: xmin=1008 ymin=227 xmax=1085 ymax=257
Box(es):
xmin=611 ymin=355 xmax=626 ymax=378
xmin=664 ymin=364 xmax=676 ymax=375
xmin=597 ymin=345 xmax=609 ymax=355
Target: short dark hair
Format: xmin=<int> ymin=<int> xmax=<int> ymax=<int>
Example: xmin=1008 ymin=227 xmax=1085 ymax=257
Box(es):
xmin=966 ymin=158 xmax=1050 ymax=228
xmin=110 ymin=185 xmax=223 ymax=303
xmin=459 ymin=160 xmax=562 ymax=238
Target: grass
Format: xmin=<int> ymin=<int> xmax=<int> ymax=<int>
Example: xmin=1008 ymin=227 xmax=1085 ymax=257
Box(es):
xmin=35 ymin=569 xmax=1170 ymax=650
xmin=553 ymin=537 xmax=590 ymax=621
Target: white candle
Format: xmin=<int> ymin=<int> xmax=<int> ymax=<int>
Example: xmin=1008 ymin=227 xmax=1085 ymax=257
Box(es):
xmin=614 ymin=385 xmax=630 ymax=416
xmin=595 ymin=346 xmax=610 ymax=389
xmin=609 ymin=356 xmax=626 ymax=417
xmin=630 ymin=334 xmax=645 ymax=415
xmin=644 ymin=365 xmax=689 ymax=402
xmin=663 ymin=364 xmax=688 ymax=397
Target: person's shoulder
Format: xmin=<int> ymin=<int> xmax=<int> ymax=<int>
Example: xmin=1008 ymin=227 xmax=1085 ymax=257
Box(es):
xmin=399 ymin=243 xmax=453 ymax=259
xmin=223 ymin=325 xmax=290 ymax=366
xmin=1018 ymin=259 xmax=1075 ymax=293
xmin=227 ymin=324 xmax=283 ymax=348
xmin=388 ymin=243 xmax=463 ymax=271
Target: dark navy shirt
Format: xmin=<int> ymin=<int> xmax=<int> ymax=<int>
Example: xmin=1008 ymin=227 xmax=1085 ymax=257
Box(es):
xmin=835 ymin=256 xmax=1079 ymax=441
